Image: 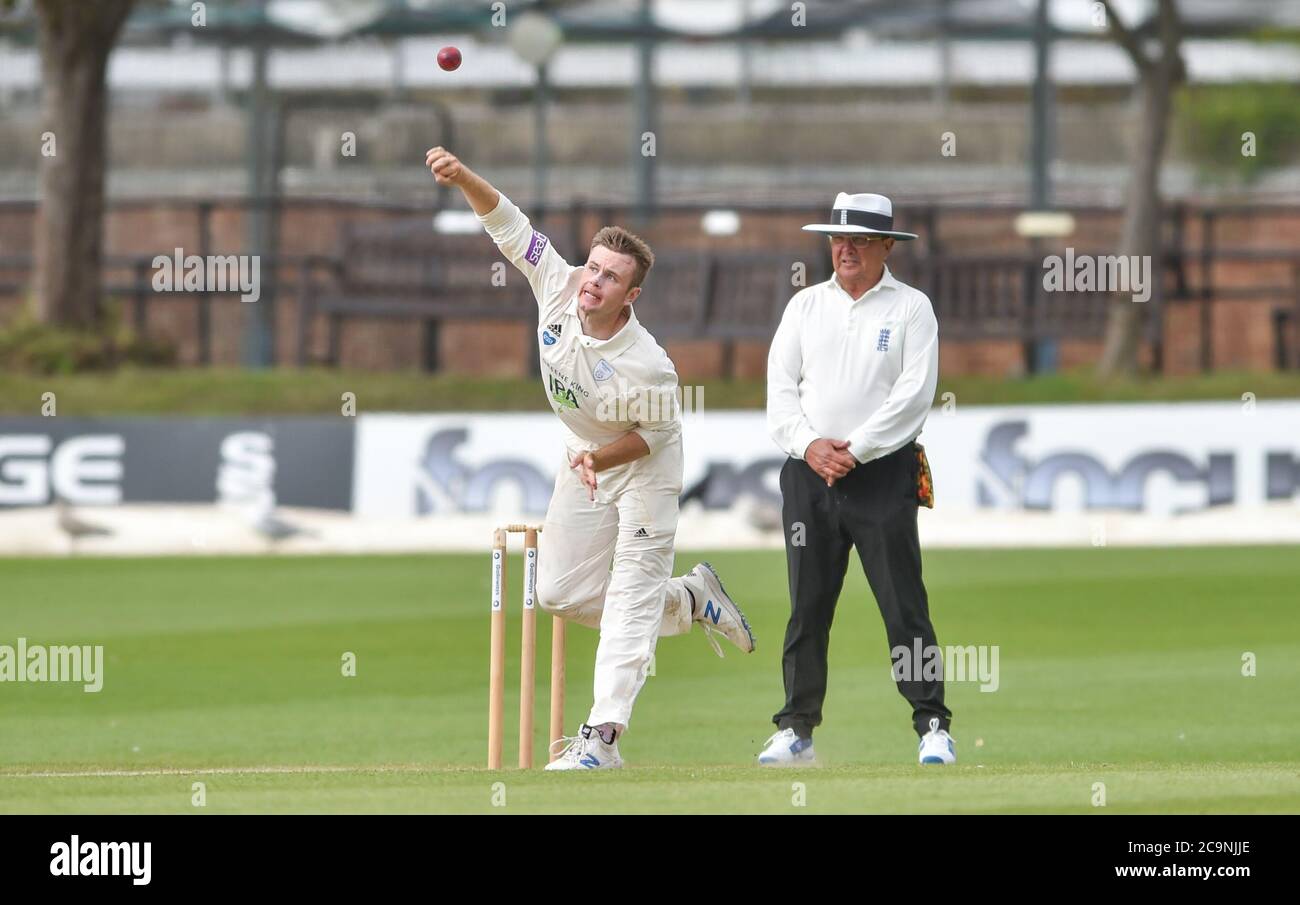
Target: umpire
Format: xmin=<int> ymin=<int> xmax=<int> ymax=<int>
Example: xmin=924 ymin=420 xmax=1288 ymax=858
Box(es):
xmin=757 ymin=192 xmax=955 ymax=766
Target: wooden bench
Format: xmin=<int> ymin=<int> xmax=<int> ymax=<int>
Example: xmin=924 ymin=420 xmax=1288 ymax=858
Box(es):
xmin=298 ymin=221 xmax=810 ymax=373
xmin=297 ymin=217 xmax=539 ymax=369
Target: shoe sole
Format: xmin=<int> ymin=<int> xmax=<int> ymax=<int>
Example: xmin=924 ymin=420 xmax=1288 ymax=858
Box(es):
xmin=697 ymin=561 xmax=756 ymax=653
xmin=758 ymin=757 xmax=817 ymax=767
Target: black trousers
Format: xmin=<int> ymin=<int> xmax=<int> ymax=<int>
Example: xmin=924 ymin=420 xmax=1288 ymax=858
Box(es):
xmin=773 ymin=443 xmax=952 ymax=739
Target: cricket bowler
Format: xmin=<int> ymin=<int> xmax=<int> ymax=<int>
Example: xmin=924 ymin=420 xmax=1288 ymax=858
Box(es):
xmin=426 ymin=146 xmax=755 ymax=770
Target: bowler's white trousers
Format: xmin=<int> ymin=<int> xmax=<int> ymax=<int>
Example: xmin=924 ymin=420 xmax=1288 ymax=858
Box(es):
xmin=537 ymin=434 xmax=694 ymax=729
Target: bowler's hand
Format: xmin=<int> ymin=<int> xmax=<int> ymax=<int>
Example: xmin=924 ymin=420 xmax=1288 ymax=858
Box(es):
xmin=425 ymin=146 xmax=465 ymax=186
xmin=805 ymin=438 xmax=857 ymax=486
xmin=570 ymin=451 xmax=598 ymax=500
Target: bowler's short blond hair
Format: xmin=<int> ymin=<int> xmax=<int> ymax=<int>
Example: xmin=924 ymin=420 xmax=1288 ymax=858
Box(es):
xmin=590 ymin=226 xmax=654 ymax=288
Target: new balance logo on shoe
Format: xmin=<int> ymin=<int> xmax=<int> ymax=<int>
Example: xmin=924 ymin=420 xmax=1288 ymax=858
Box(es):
xmin=704 ymin=601 xmax=721 ymax=625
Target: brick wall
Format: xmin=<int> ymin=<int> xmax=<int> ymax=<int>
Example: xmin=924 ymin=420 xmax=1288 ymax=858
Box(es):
xmin=2 ymin=199 xmax=1296 ymax=377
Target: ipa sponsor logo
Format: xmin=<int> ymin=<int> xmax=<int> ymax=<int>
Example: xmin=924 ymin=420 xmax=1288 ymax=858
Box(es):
xmin=0 ymin=638 xmax=104 ymax=692
xmin=50 ymin=836 xmax=150 ymax=885
xmin=152 ymin=247 xmax=261 ymax=303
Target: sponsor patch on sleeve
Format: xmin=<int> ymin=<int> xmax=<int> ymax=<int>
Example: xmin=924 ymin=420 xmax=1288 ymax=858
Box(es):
xmin=525 ymin=231 xmax=549 ymax=266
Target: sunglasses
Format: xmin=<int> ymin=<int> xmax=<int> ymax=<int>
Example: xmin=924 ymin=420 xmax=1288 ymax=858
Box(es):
xmin=828 ymin=234 xmax=888 ymax=248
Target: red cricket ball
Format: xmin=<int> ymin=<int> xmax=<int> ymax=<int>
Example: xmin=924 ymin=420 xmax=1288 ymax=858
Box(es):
xmin=437 ymin=46 xmax=462 ymax=72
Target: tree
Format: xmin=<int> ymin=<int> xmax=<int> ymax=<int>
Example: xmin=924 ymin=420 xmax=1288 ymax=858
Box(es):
xmin=31 ymin=0 xmax=136 ymax=328
xmin=1095 ymin=0 xmax=1186 ymax=377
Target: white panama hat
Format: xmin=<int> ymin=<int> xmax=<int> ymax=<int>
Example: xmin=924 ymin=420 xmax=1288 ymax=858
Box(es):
xmin=802 ymin=192 xmax=918 ymax=241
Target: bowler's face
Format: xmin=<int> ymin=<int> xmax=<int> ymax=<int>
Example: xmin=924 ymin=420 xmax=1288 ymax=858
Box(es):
xmin=579 ymin=245 xmax=640 ymax=317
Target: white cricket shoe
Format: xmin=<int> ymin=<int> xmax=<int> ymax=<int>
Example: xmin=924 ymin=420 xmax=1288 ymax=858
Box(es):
xmin=545 ymin=724 xmax=624 ymax=771
xmin=918 ymin=717 xmax=956 ymax=765
xmin=686 ymin=561 xmax=756 ymax=656
xmin=757 ymin=728 xmax=816 ymax=766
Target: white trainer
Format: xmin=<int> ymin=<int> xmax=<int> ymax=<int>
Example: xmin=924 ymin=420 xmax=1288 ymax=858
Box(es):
xmin=686 ymin=561 xmax=756 ymax=656
xmin=545 ymin=724 xmax=624 ymax=771
xmin=757 ymin=728 xmax=816 ymax=766
xmin=918 ymin=717 xmax=956 ymax=765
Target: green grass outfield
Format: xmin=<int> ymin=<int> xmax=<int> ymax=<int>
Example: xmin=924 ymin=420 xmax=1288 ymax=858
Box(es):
xmin=1 ymin=547 xmax=1297 ymax=814
xmin=1 ymin=367 xmax=1298 ymax=414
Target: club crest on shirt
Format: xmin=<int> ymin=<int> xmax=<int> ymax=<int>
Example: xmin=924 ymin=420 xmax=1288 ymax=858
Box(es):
xmin=542 ymin=329 xmax=557 ymax=346
xmin=525 ymin=231 xmax=549 ymax=265
xmin=593 ymin=359 xmax=615 ymax=381
xmin=876 ymin=327 xmax=892 ymax=352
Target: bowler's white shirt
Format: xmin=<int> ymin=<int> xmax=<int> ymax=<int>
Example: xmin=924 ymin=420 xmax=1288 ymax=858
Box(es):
xmin=477 ymin=193 xmax=681 ymax=457
xmin=767 ymin=266 xmax=939 ymax=464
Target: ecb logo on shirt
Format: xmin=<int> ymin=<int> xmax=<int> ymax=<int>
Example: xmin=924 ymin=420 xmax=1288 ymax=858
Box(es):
xmin=542 ymin=330 xmax=557 ymax=346
xmin=876 ymin=327 xmax=892 ymax=352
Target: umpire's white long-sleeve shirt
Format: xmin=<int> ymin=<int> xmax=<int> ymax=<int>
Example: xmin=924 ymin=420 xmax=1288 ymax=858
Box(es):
xmin=767 ymin=266 xmax=939 ymax=464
